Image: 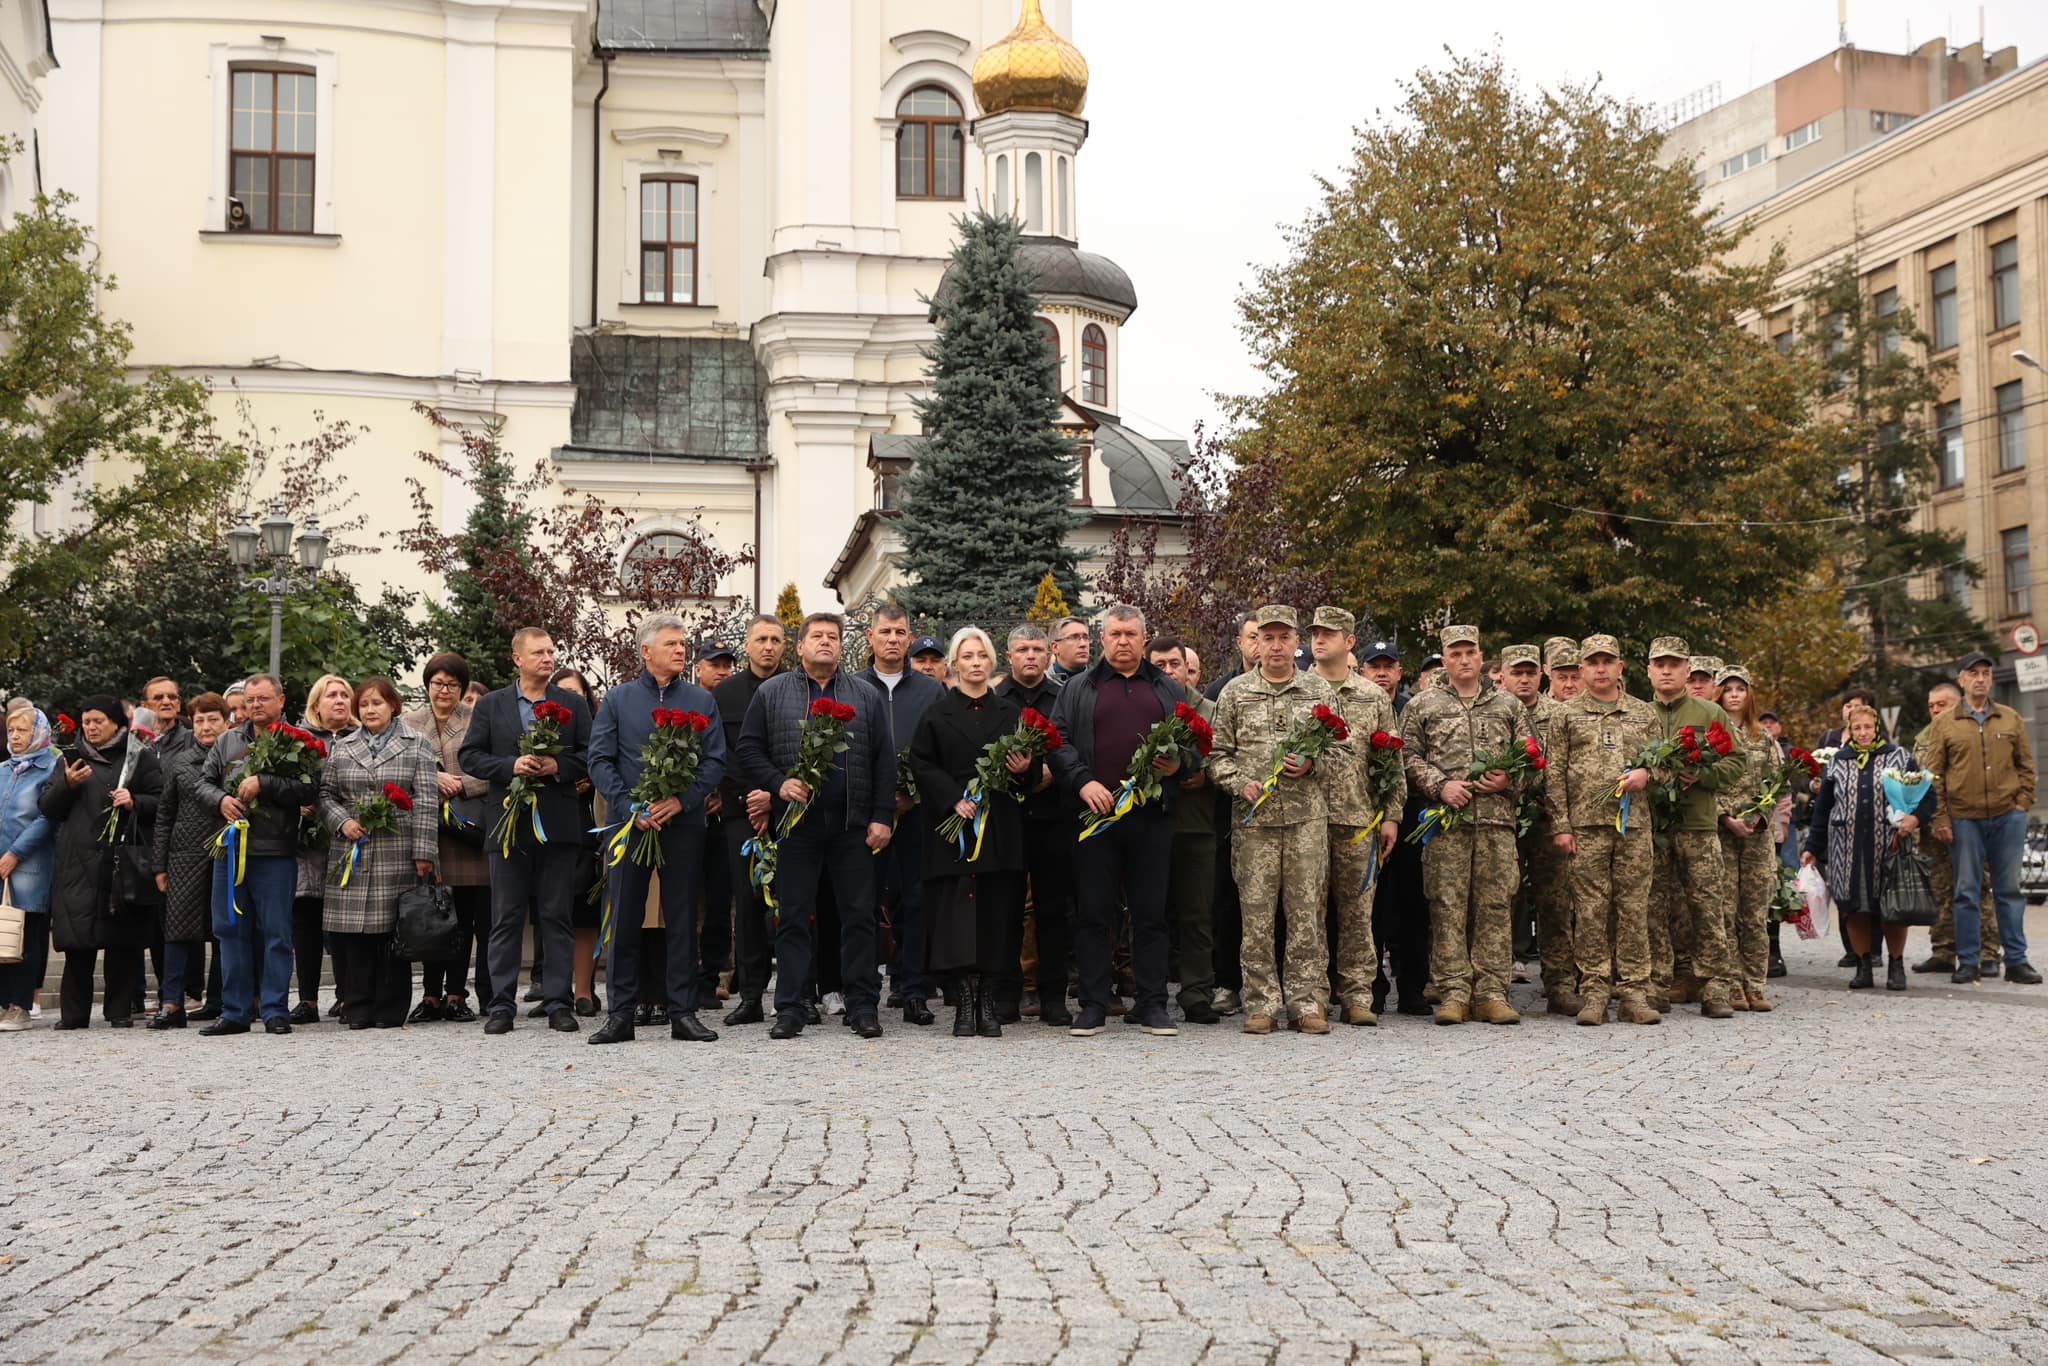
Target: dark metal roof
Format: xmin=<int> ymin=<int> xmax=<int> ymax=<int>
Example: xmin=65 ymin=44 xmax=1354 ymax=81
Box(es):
xmin=865 ymin=419 xmax=1183 ymax=513
xmin=933 ymin=236 xmax=1138 ymax=318
xmin=598 ymin=0 xmax=769 ymax=53
xmin=567 ymin=334 xmax=766 ymax=460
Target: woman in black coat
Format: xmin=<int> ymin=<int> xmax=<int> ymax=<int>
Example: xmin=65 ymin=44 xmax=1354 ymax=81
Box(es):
xmin=148 ymin=693 xmax=231 ymax=1028
xmin=909 ymin=628 xmax=1042 ymax=1039
xmin=39 ymin=695 xmax=163 ymax=1029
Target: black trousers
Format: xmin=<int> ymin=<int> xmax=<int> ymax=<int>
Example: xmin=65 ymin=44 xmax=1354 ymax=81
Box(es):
xmin=725 ymin=816 xmax=774 ymax=1000
xmin=1372 ymin=836 xmax=1429 ymax=1006
xmin=486 ymin=836 xmax=579 ymax=1017
xmin=1073 ymin=809 xmax=1173 ymax=1013
xmin=995 ymin=817 xmax=1075 ymax=1009
xmin=772 ymin=807 xmax=878 ymax=1019
xmin=292 ymin=895 xmax=325 ymax=1003
xmin=60 ymin=944 xmax=142 ymax=1027
xmin=331 ymin=931 xmax=410 ymax=1027
xmin=421 ymin=885 xmax=490 ymax=998
xmin=1210 ymin=794 xmax=1244 ymax=992
xmin=879 ymin=821 xmax=930 ymax=1000
xmin=698 ymin=818 xmax=732 ymax=1000
xmin=603 ymin=818 xmax=709 ymax=1019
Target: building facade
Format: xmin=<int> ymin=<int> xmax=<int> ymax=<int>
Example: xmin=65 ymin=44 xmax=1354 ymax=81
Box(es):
xmin=37 ymin=0 xmax=1182 ymax=620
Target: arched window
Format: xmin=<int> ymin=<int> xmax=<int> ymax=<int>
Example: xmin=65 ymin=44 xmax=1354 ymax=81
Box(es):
xmin=1037 ymin=317 xmax=1062 ymax=381
xmin=1056 ymin=157 xmax=1070 ymax=237
xmin=1081 ymin=324 xmax=1108 ymax=406
xmin=994 ymin=154 xmax=1010 ymax=216
xmin=623 ymin=531 xmax=719 ymax=596
xmin=1023 ymin=151 xmax=1044 ymax=232
xmin=639 ymin=177 xmax=698 ymax=304
xmin=896 ymin=86 xmax=963 ymax=200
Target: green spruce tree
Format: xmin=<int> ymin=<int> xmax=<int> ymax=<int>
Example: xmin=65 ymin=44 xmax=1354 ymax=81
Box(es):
xmin=424 ymin=419 xmax=537 ymax=689
xmin=897 ymin=212 xmax=1081 ymax=622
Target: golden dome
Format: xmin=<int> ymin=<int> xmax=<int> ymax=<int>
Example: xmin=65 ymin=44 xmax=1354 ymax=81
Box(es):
xmin=971 ymin=0 xmax=1089 ymax=117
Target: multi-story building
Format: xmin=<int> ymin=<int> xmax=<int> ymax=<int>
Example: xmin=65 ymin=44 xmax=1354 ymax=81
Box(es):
xmin=1 ymin=0 xmax=55 ymax=217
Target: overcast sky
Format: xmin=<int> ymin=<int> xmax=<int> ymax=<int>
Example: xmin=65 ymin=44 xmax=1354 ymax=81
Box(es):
xmin=1071 ymin=1 xmax=2048 ymax=446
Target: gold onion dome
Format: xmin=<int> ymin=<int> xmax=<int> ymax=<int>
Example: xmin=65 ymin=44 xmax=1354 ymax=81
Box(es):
xmin=971 ymin=0 xmax=1089 ymax=117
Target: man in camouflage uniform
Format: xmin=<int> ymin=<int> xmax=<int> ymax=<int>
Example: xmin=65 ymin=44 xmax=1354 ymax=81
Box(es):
xmin=1501 ymin=643 xmax=1577 ymax=1013
xmin=1646 ymin=638 xmax=1744 ymax=1018
xmin=1209 ymin=605 xmax=1347 ymax=1034
xmin=1309 ymin=607 xmax=1402 ymax=1026
xmin=1543 ymin=635 xmax=1660 ymax=1025
xmin=1545 ymin=637 xmax=1583 ymax=703
xmin=1687 ymin=656 xmax=1723 ymax=702
xmin=1400 ymin=625 xmax=1538 ymax=1026
xmin=1913 ymin=680 xmax=1999 ymax=974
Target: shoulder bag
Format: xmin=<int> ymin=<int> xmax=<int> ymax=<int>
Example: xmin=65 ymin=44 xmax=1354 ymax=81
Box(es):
xmin=0 ymin=879 xmax=23 ymax=965
xmin=113 ymin=812 xmax=165 ymax=913
xmin=1878 ymin=833 xmax=1939 ymax=926
xmin=390 ymin=875 xmax=463 ymax=962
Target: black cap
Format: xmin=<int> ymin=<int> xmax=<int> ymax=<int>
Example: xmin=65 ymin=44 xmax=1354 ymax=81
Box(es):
xmin=911 ymin=635 xmax=945 ymax=658
xmin=1957 ymin=650 xmax=1997 ymax=672
xmin=695 ymin=638 xmax=735 ymax=662
xmin=1362 ymin=639 xmax=1399 ymax=663
xmin=1421 ymin=653 xmax=1443 ymax=671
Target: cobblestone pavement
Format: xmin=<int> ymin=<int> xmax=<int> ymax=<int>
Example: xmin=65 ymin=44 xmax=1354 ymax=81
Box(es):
xmin=5 ymin=913 xmax=2047 ymax=1366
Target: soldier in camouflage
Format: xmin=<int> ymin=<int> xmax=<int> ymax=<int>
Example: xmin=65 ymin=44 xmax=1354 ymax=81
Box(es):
xmin=1502 ymin=643 xmax=1577 ymax=1013
xmin=1309 ymin=606 xmax=1403 ymax=1026
xmin=1209 ymin=605 xmax=1349 ymax=1034
xmin=1543 ymin=635 xmax=1661 ymax=1025
xmin=1399 ymin=625 xmax=1538 ymax=1026
xmin=1646 ymin=638 xmax=1745 ymax=1017
xmin=1712 ymin=666 xmax=1783 ymax=1012
xmin=1545 ymin=637 xmax=1583 ymax=703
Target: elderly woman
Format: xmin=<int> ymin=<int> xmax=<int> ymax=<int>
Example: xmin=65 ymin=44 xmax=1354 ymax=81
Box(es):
xmin=293 ymin=674 xmax=359 ymax=1022
xmin=0 ymin=708 xmax=60 ymax=1031
xmin=318 ymin=677 xmax=438 ymax=1029
xmin=1803 ymin=703 xmax=1936 ymax=991
xmin=147 ymin=692 xmax=231 ymax=1028
xmin=40 ymin=696 xmax=163 ymax=1029
xmin=1715 ymin=668 xmax=1789 ymax=1013
xmin=909 ymin=627 xmax=1041 ymax=1039
xmin=404 ymin=652 xmax=491 ymax=1024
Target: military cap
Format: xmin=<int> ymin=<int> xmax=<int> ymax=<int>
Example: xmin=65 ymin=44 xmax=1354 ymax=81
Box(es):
xmin=1688 ymin=655 xmax=1723 ymax=677
xmin=1579 ymin=633 xmax=1622 ymax=661
xmin=1500 ymin=644 xmax=1541 ymax=668
xmin=1441 ymin=624 xmax=1480 ymax=649
xmin=1361 ymin=638 xmax=1400 ymax=663
xmin=1253 ymin=604 xmax=1299 ymax=631
xmin=695 ymin=638 xmax=735 ymax=662
xmin=1544 ymin=637 xmax=1580 ymax=670
xmin=1421 ymin=653 xmax=1443 ymax=671
xmin=910 ymin=635 xmax=944 ymax=658
xmin=1310 ymin=605 xmax=1356 ymax=635
xmin=1648 ymin=635 xmax=1690 ymax=661
xmin=1715 ymin=665 xmax=1750 ymax=688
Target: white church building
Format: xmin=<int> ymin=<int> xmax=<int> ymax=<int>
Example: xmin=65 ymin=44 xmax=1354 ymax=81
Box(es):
xmin=36 ymin=0 xmax=1187 ymax=617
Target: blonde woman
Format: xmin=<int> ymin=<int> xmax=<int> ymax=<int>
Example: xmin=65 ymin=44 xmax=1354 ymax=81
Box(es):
xmin=1714 ymin=668 xmax=1786 ymax=1011
xmin=289 ymin=673 xmax=358 ymax=1022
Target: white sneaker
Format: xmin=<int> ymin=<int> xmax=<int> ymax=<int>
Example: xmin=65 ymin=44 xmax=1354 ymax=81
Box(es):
xmin=28 ymin=1002 xmax=40 ymax=1018
xmin=823 ymin=991 xmax=846 ymax=1017
xmin=1211 ymin=988 xmax=1241 ymax=1016
xmin=0 ymin=1006 xmax=28 ymax=1032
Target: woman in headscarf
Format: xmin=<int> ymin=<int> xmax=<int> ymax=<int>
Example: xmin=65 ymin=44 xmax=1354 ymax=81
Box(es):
xmin=1803 ymin=703 xmax=1936 ymax=991
xmin=292 ymin=674 xmax=359 ymax=1022
xmin=147 ymin=692 xmax=231 ymax=1029
xmin=0 ymin=708 xmax=60 ymax=1031
xmin=39 ymin=695 xmax=163 ymax=1028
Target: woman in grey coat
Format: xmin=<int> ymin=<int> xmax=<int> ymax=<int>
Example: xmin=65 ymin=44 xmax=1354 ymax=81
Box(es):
xmin=317 ymin=678 xmax=438 ymax=1029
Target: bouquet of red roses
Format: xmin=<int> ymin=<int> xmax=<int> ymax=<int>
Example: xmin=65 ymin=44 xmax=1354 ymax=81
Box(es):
xmin=53 ymin=713 xmax=78 ymax=758
xmin=936 ymin=707 xmax=1063 ymax=860
xmin=618 ymin=709 xmax=712 ymax=869
xmin=1079 ymin=701 xmax=1213 ymax=841
xmin=1238 ymin=703 xmax=1349 ymax=824
xmin=1735 ymin=744 xmax=1820 ymax=825
xmin=330 ymin=781 xmax=415 ymax=886
xmin=210 ymin=720 xmax=328 ymax=913
xmin=1615 ymin=721 xmax=1733 ymax=838
xmin=744 ymin=697 xmax=856 ymax=910
xmin=491 ymin=699 xmax=574 ymax=857
xmin=1409 ymin=733 xmax=1544 ymax=845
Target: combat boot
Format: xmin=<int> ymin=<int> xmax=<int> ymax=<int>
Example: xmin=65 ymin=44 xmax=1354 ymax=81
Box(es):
xmin=1342 ymin=1004 xmax=1379 ymax=1026
xmin=1432 ymin=999 xmax=1469 ymax=1026
xmin=1669 ymin=977 xmax=1700 ymax=1004
xmin=1727 ymin=989 xmax=1750 ymax=1011
xmin=1242 ymin=1014 xmax=1275 ymax=1035
xmin=1471 ymin=998 xmax=1521 ymax=1025
xmin=1294 ymin=1009 xmax=1330 ymax=1035
xmin=1744 ymin=986 xmax=1774 ymax=1012
xmin=1648 ymin=989 xmax=1671 ymax=1014
xmin=1616 ymin=998 xmax=1661 ymax=1025
xmin=1547 ymin=990 xmax=1583 ymax=1017
xmin=1575 ymin=996 xmax=1608 ymax=1026
xmin=1700 ymin=995 xmax=1734 ymax=1019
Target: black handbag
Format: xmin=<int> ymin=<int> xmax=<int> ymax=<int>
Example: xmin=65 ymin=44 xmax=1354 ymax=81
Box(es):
xmin=1879 ymin=834 xmax=1939 ymax=926
xmin=391 ymin=876 xmax=463 ymax=961
xmin=440 ymin=793 xmax=487 ymax=849
xmin=112 ymin=813 xmax=164 ymax=912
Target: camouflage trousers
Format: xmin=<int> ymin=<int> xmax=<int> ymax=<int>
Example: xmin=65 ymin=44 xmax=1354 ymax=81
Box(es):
xmin=1567 ymin=824 xmax=1653 ymax=1004
xmin=1232 ymin=821 xmax=1331 ymax=1021
xmin=1650 ymin=830 xmax=1734 ymax=1002
xmin=1926 ymin=829 xmax=2000 ymax=962
xmin=1518 ymin=826 xmax=1575 ymax=996
xmin=1421 ymin=824 xmax=1517 ymax=1005
xmin=1719 ymin=828 xmax=1775 ymax=996
xmin=1327 ymin=824 xmax=1381 ymax=1011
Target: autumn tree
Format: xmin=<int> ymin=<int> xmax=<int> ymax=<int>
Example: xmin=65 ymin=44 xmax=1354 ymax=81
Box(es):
xmin=1024 ymin=571 xmax=1072 ymax=623
xmin=1726 ymin=572 xmax=1864 ymax=746
xmin=775 ymin=583 xmax=805 ymax=637
xmin=1225 ymin=53 xmax=1831 ymax=658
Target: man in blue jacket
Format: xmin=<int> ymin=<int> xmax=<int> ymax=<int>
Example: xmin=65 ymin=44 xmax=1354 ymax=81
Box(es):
xmin=586 ymin=614 xmax=727 ymax=1043
xmin=858 ymin=608 xmax=947 ymax=1024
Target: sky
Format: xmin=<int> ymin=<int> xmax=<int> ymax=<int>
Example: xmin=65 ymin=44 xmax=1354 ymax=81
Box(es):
xmin=1070 ymin=0 xmax=2048 ymax=446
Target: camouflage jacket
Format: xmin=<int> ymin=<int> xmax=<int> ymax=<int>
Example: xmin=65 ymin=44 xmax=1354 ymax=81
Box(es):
xmin=1320 ymin=671 xmax=1402 ymax=827
xmin=1521 ymin=693 xmax=1566 ymax=833
xmin=1715 ymin=727 xmax=1784 ymax=820
xmin=1208 ymin=669 xmax=1348 ymax=829
xmin=1542 ymin=690 xmax=1660 ymax=832
xmin=1398 ymin=677 xmax=1535 ymax=830
xmin=1650 ymin=693 xmax=1746 ymax=832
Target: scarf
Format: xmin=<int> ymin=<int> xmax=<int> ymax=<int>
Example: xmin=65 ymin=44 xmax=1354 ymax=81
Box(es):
xmin=1852 ymin=739 xmax=1882 ymax=769
xmin=364 ymin=722 xmax=397 ymax=758
xmin=6 ymin=708 xmax=52 ymax=773
xmin=77 ymin=724 xmax=129 ymax=768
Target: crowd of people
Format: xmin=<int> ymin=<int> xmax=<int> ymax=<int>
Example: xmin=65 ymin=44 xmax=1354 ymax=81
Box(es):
xmin=0 ymin=603 xmax=2036 ymax=1041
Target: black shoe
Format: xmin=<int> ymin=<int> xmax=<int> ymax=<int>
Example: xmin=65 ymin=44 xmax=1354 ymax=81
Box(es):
xmin=2007 ymin=962 xmax=2044 ymax=985
xmin=1130 ymin=1004 xmax=1178 ymax=1036
xmin=885 ymin=988 xmax=904 ymax=1009
xmin=189 ymin=1003 xmax=221 ymax=1022
xmin=633 ymin=1002 xmax=655 ymax=1026
xmin=588 ymin=1014 xmax=635 ymax=1045
xmin=850 ymin=1014 xmax=883 ymax=1039
xmin=723 ymin=998 xmax=765 ymax=1026
xmin=670 ymin=1012 xmax=718 ymax=1042
xmin=1837 ymin=951 xmax=1859 ymax=968
xmin=527 ymin=1002 xmax=549 ymax=1018
xmin=972 ymin=977 xmax=1001 ymax=1038
xmin=1069 ymin=1005 xmax=1107 ymax=1036
xmin=443 ymin=999 xmax=478 ymax=1024
xmin=407 ymin=999 xmax=443 ymax=1025
xmin=199 ymin=1018 xmax=249 ymax=1036
xmin=993 ymin=998 xmax=1021 ymax=1025
xmin=548 ymin=1009 xmax=580 ymax=1033
xmin=1181 ymin=1000 xmax=1220 ymax=1025
xmin=903 ymin=997 xmax=934 ymax=1027
xmin=288 ymin=1001 xmax=319 ymax=1025
xmin=574 ymin=996 xmax=599 ymax=1018
xmin=1849 ymin=954 xmax=1876 ymax=989
xmin=769 ymin=1012 xmax=804 ymax=1039
xmin=107 ymin=1017 xmax=135 ymax=1029
xmin=1913 ymin=954 xmax=1956 ymax=974
xmin=324 ymin=999 xmax=342 ymax=1017
xmin=1767 ymin=952 xmax=1787 ymax=979
xmin=1396 ymin=998 xmax=1432 ymax=1017
xmin=804 ymin=1002 xmax=823 ymax=1026
xmin=1951 ymin=963 xmax=1982 ymax=984
xmin=146 ymin=1009 xmax=186 ymax=1030
xmin=523 ymin=983 xmax=544 ymax=1002
xmin=1887 ymin=959 xmax=1907 ymax=991
xmin=952 ymin=978 xmax=977 ymax=1037
xmin=347 ymin=1019 xmax=373 ymax=1031
xmin=483 ymin=1012 xmax=514 ymax=1035
xmin=264 ymin=1018 xmax=292 ymax=1035
xmin=1039 ymin=1004 xmax=1073 ymax=1027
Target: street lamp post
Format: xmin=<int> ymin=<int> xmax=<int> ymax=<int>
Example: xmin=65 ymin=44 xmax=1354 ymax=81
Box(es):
xmin=225 ymin=499 xmax=330 ymax=679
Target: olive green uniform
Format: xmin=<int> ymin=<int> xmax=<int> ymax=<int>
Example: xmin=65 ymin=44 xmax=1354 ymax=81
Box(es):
xmin=1543 ymin=687 xmax=1660 ymax=1008
xmin=1321 ymin=670 xmax=1403 ymax=1013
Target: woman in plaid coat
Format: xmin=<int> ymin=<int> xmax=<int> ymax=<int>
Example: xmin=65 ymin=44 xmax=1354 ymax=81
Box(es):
xmin=318 ymin=678 xmax=439 ymax=1029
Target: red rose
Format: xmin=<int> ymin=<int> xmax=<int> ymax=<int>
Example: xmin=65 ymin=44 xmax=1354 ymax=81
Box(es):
xmin=309 ymin=737 xmax=329 ymax=758
xmin=535 ymin=701 xmax=574 ymax=725
xmin=682 ymin=711 xmax=710 ymax=732
xmin=1370 ymin=730 xmax=1391 ymax=747
xmin=268 ymin=721 xmax=286 ymax=734
xmin=808 ymin=698 xmax=838 ymax=718
xmin=56 ymin=714 xmax=76 ymax=734
xmin=1185 ymin=712 xmax=1216 ymax=756
xmin=1174 ymin=701 xmax=1198 ymax=723
xmin=1531 ymin=754 xmax=1547 ymax=770
xmin=382 ymin=781 xmax=414 ymax=811
xmin=1524 ymin=736 xmax=1542 ymax=759
xmin=1389 ymin=736 xmax=1404 ymax=750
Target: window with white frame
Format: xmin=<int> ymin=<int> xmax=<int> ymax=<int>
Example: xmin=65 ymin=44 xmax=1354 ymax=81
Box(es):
xmin=1871 ymin=110 xmax=1913 ymax=133
xmin=1782 ymin=118 xmax=1822 ymax=152
xmin=1720 ymin=143 xmax=1766 ymax=179
xmin=1937 ymin=399 xmax=1964 ymax=489
xmin=622 ymin=531 xmax=719 ymax=597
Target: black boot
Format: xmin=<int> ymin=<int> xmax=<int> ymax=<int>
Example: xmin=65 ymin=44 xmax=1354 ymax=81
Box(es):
xmin=974 ymin=975 xmax=1002 ymax=1038
xmin=1886 ymin=957 xmax=1907 ymax=991
xmin=1849 ymin=953 xmax=1876 ymax=989
xmin=952 ymin=977 xmax=975 ymax=1037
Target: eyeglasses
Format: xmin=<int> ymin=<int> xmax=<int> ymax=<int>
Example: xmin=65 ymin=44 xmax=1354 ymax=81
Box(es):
xmin=428 ymin=678 xmax=462 ymax=691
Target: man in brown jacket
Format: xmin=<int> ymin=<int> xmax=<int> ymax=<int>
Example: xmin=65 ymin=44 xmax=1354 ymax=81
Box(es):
xmin=1923 ymin=650 xmax=2041 ymax=985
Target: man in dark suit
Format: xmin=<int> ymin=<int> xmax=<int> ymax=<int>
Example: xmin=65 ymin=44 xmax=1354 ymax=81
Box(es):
xmin=459 ymin=627 xmax=593 ymax=1035
xmin=993 ymin=623 xmax=1070 ymax=1025
xmin=858 ymin=607 xmax=947 ymax=1025
xmin=714 ymin=615 xmax=787 ymax=1026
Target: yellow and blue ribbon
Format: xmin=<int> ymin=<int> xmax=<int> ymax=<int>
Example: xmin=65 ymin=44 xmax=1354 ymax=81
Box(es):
xmin=441 ymin=799 xmax=478 ymax=834
xmin=1351 ymin=807 xmax=1388 ymax=890
xmin=1239 ymin=763 xmax=1285 ymax=825
xmin=1078 ymin=775 xmax=1141 ymax=842
xmin=1612 ymin=773 xmax=1632 ymax=834
xmin=953 ymin=780 xmax=991 ymax=862
xmin=741 ymin=834 xmax=779 ymax=911
xmin=1406 ymin=805 xmax=1452 ymax=847
xmin=334 ymin=836 xmax=367 ymax=887
xmin=210 ymin=818 xmax=250 ymax=917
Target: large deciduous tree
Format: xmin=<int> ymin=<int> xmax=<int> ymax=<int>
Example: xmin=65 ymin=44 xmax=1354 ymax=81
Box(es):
xmin=1225 ymin=54 xmax=1831 ymax=656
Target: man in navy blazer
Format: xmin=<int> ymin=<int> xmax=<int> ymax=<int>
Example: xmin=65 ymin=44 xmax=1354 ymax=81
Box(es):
xmin=586 ymin=614 xmax=727 ymax=1044
xmin=459 ymin=627 xmax=593 ymax=1035
xmin=858 ymin=607 xmax=947 ymax=1024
